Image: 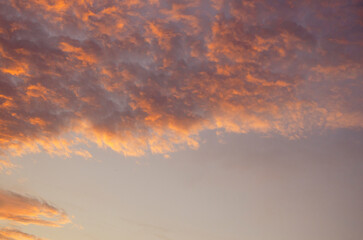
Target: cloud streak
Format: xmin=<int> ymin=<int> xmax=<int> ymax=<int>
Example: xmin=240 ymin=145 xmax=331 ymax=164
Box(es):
xmin=0 ymin=189 xmax=70 ymax=227
xmin=0 ymin=227 xmax=48 ymax=240
xmin=0 ymin=0 xmax=362 ymax=157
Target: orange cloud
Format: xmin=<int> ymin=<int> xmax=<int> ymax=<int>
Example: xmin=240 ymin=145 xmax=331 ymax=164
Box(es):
xmin=0 ymin=227 xmax=48 ymax=240
xmin=0 ymin=0 xmax=361 ymax=157
xmin=0 ymin=189 xmax=70 ymax=227
xmin=0 ymin=160 xmax=16 ymax=174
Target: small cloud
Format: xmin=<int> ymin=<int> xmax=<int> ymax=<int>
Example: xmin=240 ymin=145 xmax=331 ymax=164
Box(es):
xmin=0 ymin=227 xmax=48 ymax=240
xmin=0 ymin=189 xmax=71 ymax=227
xmin=0 ymin=160 xmax=16 ymax=174
xmin=74 ymin=149 xmax=92 ymax=160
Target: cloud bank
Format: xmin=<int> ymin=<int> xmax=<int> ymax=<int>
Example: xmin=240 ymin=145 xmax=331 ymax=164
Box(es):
xmin=0 ymin=0 xmax=362 ymax=157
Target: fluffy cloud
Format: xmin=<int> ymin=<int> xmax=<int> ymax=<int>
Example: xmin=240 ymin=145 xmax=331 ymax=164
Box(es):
xmin=0 ymin=0 xmax=362 ymax=157
xmin=0 ymin=189 xmax=70 ymax=227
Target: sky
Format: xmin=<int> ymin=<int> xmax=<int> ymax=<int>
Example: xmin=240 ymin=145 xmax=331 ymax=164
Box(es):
xmin=0 ymin=0 xmax=362 ymax=239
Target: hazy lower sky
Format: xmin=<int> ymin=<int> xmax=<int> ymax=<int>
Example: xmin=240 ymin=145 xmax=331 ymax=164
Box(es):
xmin=0 ymin=0 xmax=362 ymax=240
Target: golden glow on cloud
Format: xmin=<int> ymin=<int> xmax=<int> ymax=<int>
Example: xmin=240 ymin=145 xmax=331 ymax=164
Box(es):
xmin=0 ymin=189 xmax=70 ymax=240
xmin=0 ymin=227 xmax=48 ymax=240
xmin=0 ymin=159 xmax=16 ymax=174
xmin=0 ymin=189 xmax=70 ymax=227
xmin=0 ymin=0 xmax=362 ymax=158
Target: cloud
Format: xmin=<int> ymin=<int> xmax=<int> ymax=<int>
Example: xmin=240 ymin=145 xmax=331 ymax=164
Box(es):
xmin=0 ymin=0 xmax=362 ymax=157
xmin=0 ymin=189 xmax=70 ymax=227
xmin=0 ymin=159 xmax=16 ymax=172
xmin=0 ymin=227 xmax=48 ymax=240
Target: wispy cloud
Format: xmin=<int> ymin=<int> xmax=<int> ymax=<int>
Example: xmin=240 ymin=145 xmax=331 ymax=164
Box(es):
xmin=0 ymin=159 xmax=16 ymax=173
xmin=0 ymin=0 xmax=362 ymax=157
xmin=0 ymin=227 xmax=48 ymax=240
xmin=0 ymin=189 xmax=70 ymax=227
